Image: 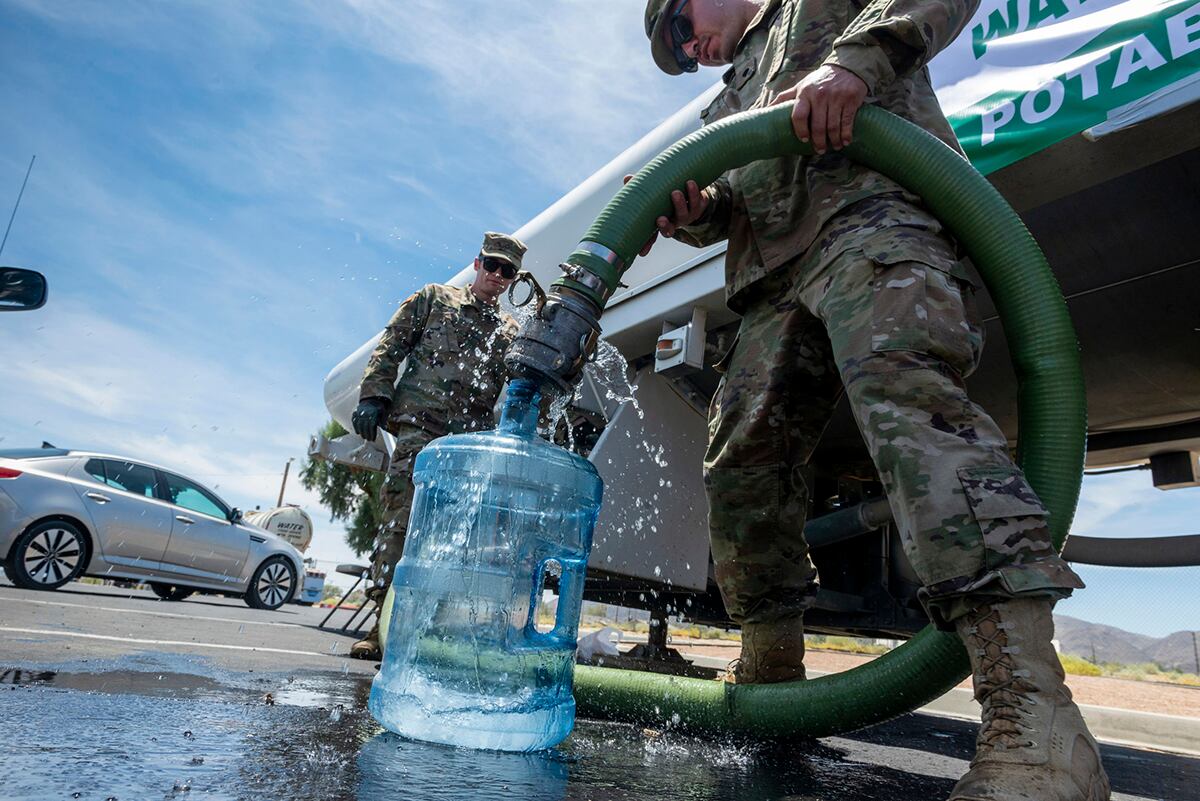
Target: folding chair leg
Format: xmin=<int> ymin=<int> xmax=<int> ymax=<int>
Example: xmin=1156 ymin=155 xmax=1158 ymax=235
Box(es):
xmin=319 ymin=574 xmax=364 ymax=628
xmin=341 ymin=595 xmax=378 ymax=634
xmin=349 ymin=599 xmax=380 ymax=636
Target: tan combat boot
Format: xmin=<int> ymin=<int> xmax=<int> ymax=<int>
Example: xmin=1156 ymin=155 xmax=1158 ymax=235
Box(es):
xmin=350 ymin=619 xmax=382 ymax=661
xmin=732 ymin=616 xmax=806 ymax=684
xmin=950 ymin=598 xmax=1110 ymax=801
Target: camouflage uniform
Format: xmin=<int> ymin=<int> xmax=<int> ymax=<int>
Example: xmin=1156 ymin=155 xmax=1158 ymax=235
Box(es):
xmin=665 ymin=0 xmax=1083 ymax=628
xmin=360 ymin=281 xmax=518 ymax=593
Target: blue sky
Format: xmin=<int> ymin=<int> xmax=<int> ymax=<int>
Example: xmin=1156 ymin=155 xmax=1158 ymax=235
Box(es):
xmin=1 ymin=1 xmax=1195 ymax=639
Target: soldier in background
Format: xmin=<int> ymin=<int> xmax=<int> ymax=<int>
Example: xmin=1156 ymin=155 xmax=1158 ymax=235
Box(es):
xmin=641 ymin=1 xmax=1109 ymax=799
xmin=348 ymin=232 xmax=524 ymax=660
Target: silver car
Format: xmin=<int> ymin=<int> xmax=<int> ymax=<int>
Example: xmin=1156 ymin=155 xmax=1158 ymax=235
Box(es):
xmin=0 ymin=447 xmax=304 ymax=610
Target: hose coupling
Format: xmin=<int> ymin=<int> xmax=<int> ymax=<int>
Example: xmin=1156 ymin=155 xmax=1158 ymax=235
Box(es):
xmin=504 ymin=283 xmax=601 ymax=395
xmin=559 ymin=260 xmax=615 ymax=304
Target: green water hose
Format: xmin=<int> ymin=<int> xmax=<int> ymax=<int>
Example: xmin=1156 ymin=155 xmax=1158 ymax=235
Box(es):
xmin=568 ymin=103 xmax=1085 ymax=737
xmin=386 ymin=103 xmax=1086 ymax=739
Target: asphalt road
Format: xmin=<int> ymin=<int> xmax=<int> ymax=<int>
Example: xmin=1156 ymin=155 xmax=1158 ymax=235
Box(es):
xmin=1 ymin=579 xmax=1195 ymax=801
xmin=0 ymin=579 xmax=381 ymax=674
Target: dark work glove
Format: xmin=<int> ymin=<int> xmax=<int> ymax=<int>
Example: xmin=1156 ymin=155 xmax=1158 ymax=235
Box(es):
xmin=352 ymin=398 xmax=388 ymax=441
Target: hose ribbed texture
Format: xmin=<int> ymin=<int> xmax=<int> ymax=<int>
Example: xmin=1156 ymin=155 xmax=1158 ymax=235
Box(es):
xmin=566 ymin=104 xmax=1086 ymax=738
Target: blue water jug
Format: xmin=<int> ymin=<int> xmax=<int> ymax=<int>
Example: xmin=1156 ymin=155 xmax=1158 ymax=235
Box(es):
xmin=368 ymin=378 xmax=604 ymax=752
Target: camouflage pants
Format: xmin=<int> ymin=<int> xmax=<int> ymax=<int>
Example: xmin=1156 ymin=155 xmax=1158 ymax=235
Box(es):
xmin=368 ymin=425 xmax=438 ymax=599
xmin=706 ymin=226 xmax=1083 ymax=629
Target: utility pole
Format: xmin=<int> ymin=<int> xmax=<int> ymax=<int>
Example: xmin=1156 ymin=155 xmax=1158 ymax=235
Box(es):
xmin=277 ymin=457 xmax=295 ymax=507
xmin=1193 ymin=630 xmax=1199 ymax=676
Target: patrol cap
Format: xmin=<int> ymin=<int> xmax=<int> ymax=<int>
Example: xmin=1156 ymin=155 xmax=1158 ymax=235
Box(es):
xmin=480 ymin=231 xmax=527 ymax=270
xmin=645 ymin=0 xmax=687 ymax=76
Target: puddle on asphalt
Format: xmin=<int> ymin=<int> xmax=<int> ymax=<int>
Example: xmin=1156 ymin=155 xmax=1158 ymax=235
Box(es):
xmin=1 ymin=658 xmax=963 ymax=801
xmin=2 ymin=666 xmax=229 ymax=698
xmin=1 ymin=661 xmax=364 ymax=709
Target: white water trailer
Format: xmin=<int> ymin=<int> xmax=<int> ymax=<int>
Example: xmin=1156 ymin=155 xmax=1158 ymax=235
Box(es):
xmin=244 ymin=506 xmax=324 ymax=605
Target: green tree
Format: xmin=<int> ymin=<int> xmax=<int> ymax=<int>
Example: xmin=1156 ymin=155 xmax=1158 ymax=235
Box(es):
xmin=299 ymin=420 xmax=384 ymax=556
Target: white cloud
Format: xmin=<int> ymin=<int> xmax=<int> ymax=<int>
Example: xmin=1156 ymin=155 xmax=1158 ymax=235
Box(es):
xmin=302 ymin=0 xmax=711 ymax=187
xmin=1073 ymin=470 xmax=1200 ymax=539
xmin=3 ymin=303 xmax=292 ymax=445
xmin=1071 ymin=471 xmax=1151 ymax=536
xmin=5 ymin=0 xmax=272 ymax=61
xmin=13 ymin=0 xmax=709 ymax=228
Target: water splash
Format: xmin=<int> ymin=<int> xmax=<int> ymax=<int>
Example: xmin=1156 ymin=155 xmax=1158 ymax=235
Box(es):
xmin=535 ymin=337 xmax=645 ymax=457
xmin=586 ymin=340 xmax=642 ymax=420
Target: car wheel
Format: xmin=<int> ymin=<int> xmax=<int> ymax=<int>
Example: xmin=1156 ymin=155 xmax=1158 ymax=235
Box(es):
xmin=244 ymin=557 xmax=296 ymax=610
xmin=7 ymin=520 xmax=88 ymax=591
xmin=149 ymin=582 xmax=195 ymax=602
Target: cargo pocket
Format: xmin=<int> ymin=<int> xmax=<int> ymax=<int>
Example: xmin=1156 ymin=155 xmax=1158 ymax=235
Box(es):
xmin=957 ymin=465 xmax=1051 ymax=572
xmin=868 ymin=244 xmax=981 ymax=376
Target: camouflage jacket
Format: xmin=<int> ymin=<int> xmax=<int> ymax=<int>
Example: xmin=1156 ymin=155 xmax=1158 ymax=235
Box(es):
xmin=359 ymin=284 xmax=517 ymax=436
xmin=677 ymin=0 xmax=979 ymax=311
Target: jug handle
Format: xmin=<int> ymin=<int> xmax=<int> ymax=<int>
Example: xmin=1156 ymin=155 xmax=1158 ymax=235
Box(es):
xmin=522 ymin=557 xmax=578 ymax=650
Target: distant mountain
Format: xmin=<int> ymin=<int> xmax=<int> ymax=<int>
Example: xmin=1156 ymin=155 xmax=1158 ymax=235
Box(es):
xmin=1054 ymin=615 xmax=1199 ymax=673
xmin=1153 ymin=629 xmax=1200 ymax=674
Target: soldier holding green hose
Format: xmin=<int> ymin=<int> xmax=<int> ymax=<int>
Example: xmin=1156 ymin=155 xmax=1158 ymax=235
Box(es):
xmin=640 ymin=1 xmax=1108 ymax=799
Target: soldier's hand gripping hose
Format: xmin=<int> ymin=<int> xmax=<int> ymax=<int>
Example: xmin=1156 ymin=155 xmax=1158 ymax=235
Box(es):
xmin=352 ymin=398 xmax=388 ymax=441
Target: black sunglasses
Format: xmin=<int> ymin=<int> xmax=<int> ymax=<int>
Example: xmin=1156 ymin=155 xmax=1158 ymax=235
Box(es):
xmin=669 ymin=0 xmax=698 ymax=73
xmin=480 ymin=256 xmax=518 ymax=280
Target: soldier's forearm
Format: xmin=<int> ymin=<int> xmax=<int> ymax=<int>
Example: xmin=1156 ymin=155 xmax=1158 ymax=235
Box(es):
xmin=826 ymin=0 xmax=981 ymax=95
xmin=358 ymin=344 xmax=405 ymax=404
xmin=357 ymin=377 xmax=396 ymax=405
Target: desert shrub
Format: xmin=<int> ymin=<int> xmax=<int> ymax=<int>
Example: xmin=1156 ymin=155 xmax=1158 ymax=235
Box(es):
xmin=811 ymin=636 xmax=890 ymax=655
xmin=1059 ymin=653 xmax=1102 ymax=676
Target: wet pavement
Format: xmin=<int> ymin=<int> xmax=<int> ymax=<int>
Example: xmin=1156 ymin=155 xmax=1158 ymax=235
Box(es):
xmin=1 ymin=582 xmax=1195 ymax=800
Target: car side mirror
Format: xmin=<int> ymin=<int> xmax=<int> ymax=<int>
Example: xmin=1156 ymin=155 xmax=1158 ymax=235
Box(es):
xmin=0 ymin=267 xmax=48 ymax=312
xmin=229 ymin=507 xmax=244 ymax=524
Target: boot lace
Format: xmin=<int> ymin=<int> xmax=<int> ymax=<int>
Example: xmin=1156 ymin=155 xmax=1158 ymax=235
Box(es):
xmin=969 ymin=605 xmax=1037 ymax=750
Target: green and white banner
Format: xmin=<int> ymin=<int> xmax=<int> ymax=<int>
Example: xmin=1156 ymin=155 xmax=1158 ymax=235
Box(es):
xmin=930 ymin=0 xmax=1200 ymax=173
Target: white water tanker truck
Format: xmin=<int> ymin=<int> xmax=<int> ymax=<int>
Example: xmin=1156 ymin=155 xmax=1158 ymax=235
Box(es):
xmin=317 ymin=0 xmax=1200 ymax=645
